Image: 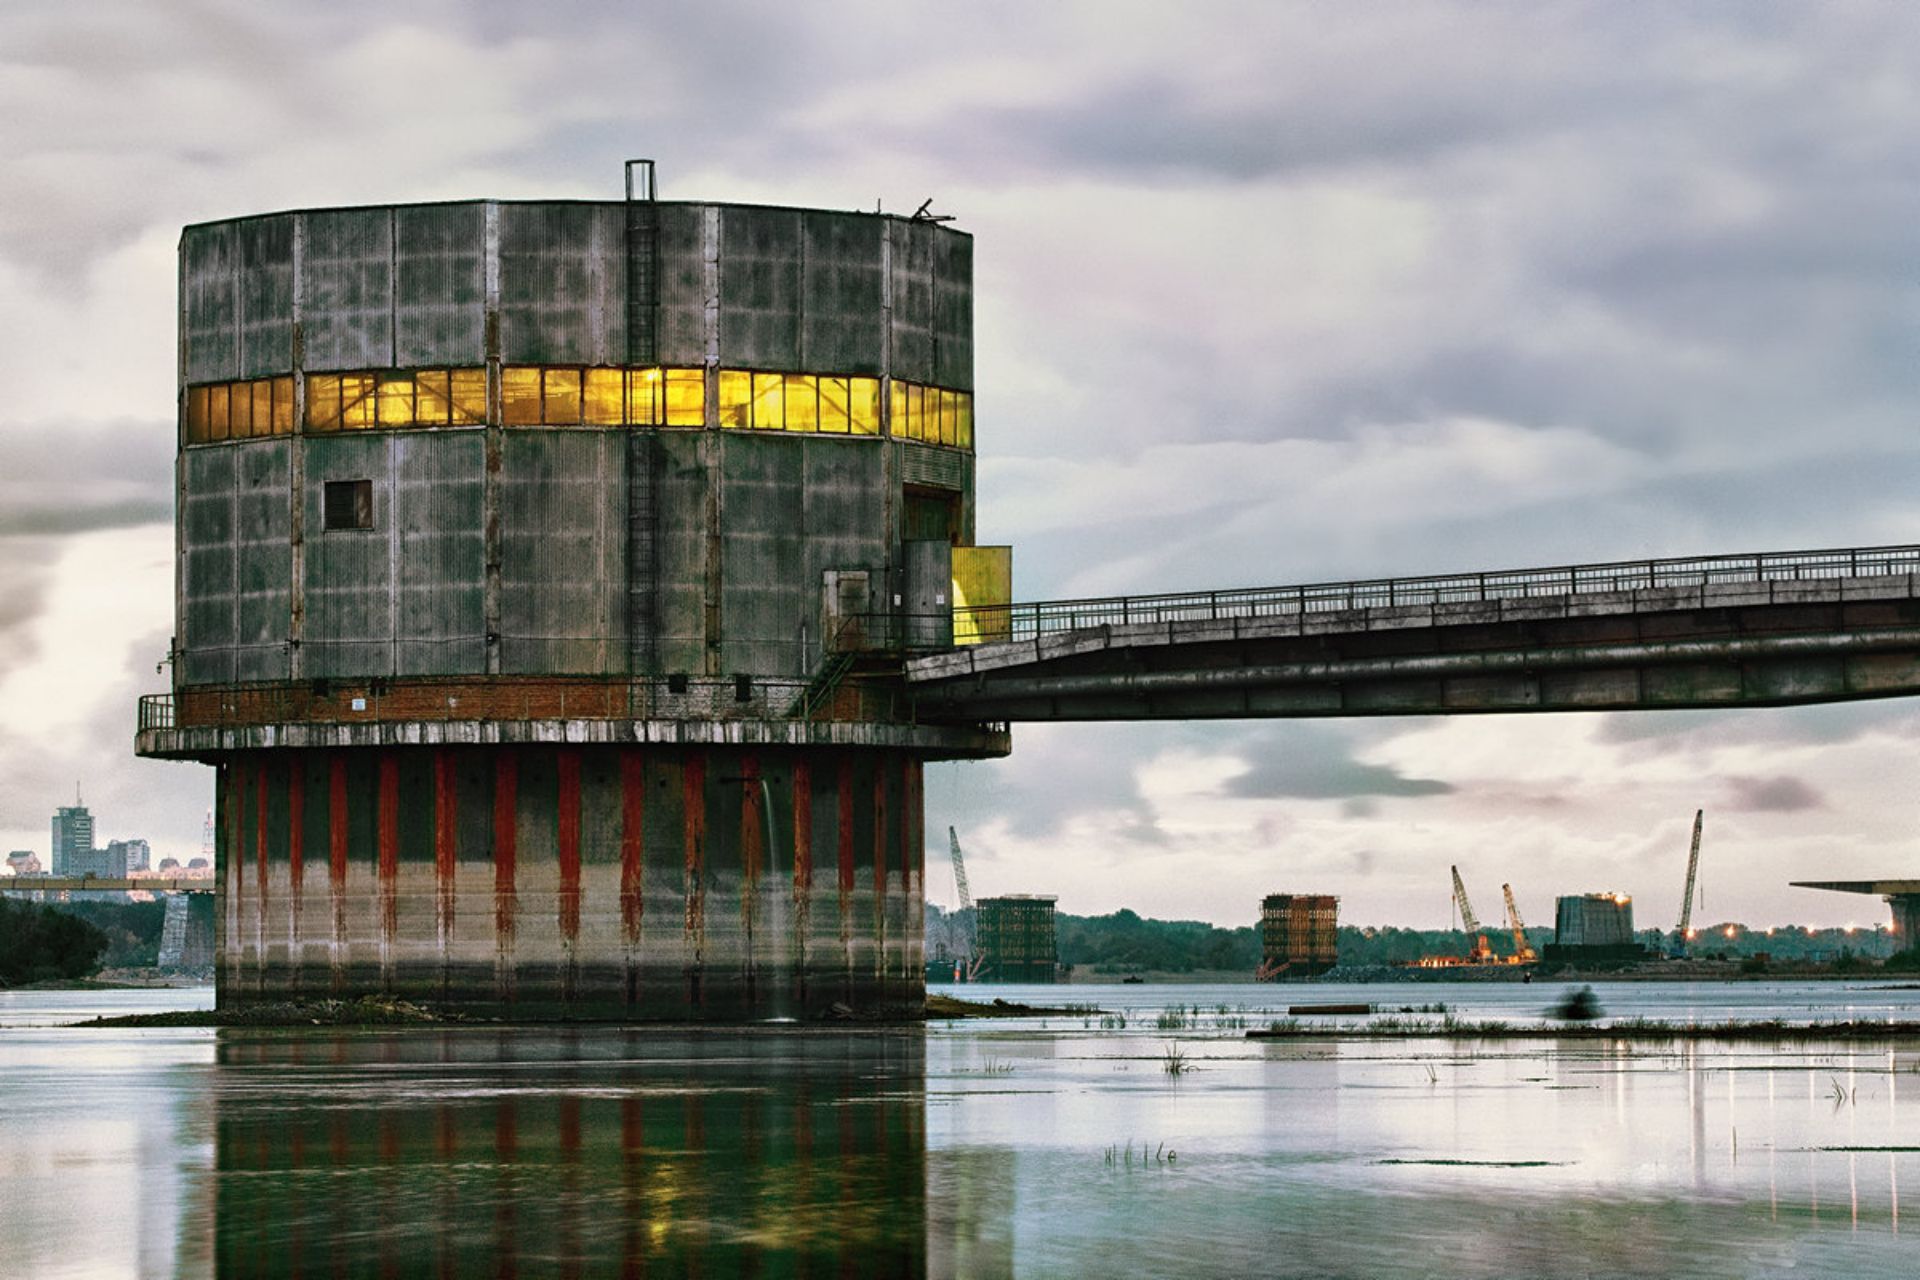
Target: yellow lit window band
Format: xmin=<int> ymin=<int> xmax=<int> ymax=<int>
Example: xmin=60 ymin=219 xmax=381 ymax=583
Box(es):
xmin=184 ymin=367 xmax=972 ymax=449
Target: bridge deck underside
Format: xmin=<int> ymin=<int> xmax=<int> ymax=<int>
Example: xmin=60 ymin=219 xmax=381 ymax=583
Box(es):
xmin=908 ymin=577 xmax=1920 ymax=720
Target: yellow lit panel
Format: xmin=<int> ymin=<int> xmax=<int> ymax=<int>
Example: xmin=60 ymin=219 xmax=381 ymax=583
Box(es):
xmin=544 ymin=367 xmax=582 ymax=424
xmin=785 ymin=374 xmax=818 ymax=432
xmin=957 ymin=393 xmax=973 ymax=450
xmin=584 ymin=368 xmax=625 ymax=425
xmin=818 ymin=377 xmax=851 ymax=433
xmin=414 ymin=370 xmax=451 ymax=426
xmin=305 ymin=374 xmax=341 ymax=432
xmin=502 ymin=367 xmax=542 ymax=425
xmin=952 ymin=546 xmax=1013 ymax=645
xmin=340 ymin=373 xmax=377 ymax=429
xmin=751 ymin=372 xmax=784 ymax=431
xmin=664 ymin=369 xmax=705 ymax=426
xmin=250 ymin=380 xmax=274 ymax=437
xmin=186 ymin=386 xmax=210 ymax=443
xmin=850 ymin=377 xmax=880 ymax=435
xmin=271 ymin=377 xmax=295 ymax=434
xmin=889 ymin=380 xmax=905 ymax=439
xmin=628 ymin=367 xmax=660 ymax=426
xmin=377 ymin=374 xmax=414 ymax=428
xmin=208 ymin=384 xmax=231 ymax=442
xmin=450 ymin=369 xmax=487 ymax=425
xmin=718 ymin=370 xmax=752 ymax=428
xmin=908 ymin=383 xmax=926 ymax=443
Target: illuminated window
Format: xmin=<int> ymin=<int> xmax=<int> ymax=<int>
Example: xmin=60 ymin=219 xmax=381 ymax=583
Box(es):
xmin=784 ymin=374 xmax=818 ymax=433
xmin=664 ymin=369 xmax=705 ymax=426
xmin=377 ymin=373 xmax=414 ymax=428
xmin=340 ymin=373 xmax=377 ymax=429
xmin=185 ymin=386 xmax=210 ymax=443
xmin=889 ymin=380 xmax=906 ymax=440
xmin=818 ymin=377 xmax=851 ymax=433
xmin=323 ymin=479 xmax=373 ymax=531
xmin=305 ymin=374 xmax=342 ymax=432
xmin=749 ymin=372 xmax=783 ymax=430
xmin=957 ymin=392 xmax=973 ymax=449
xmin=414 ymin=370 xmax=452 ymax=426
xmin=270 ymin=377 xmax=294 ymax=434
xmin=584 ymin=368 xmax=625 ymax=425
xmin=502 ymin=366 xmax=542 ymax=426
xmin=450 ymin=369 xmax=487 ymax=425
xmin=851 ymin=377 xmax=880 ymax=435
xmin=908 ymin=383 xmax=926 ymax=443
xmin=543 ymin=368 xmax=582 ymax=424
xmin=628 ymin=367 xmax=660 ymax=425
xmin=207 ymin=384 xmax=231 ymax=442
xmin=718 ymin=370 xmax=751 ymax=428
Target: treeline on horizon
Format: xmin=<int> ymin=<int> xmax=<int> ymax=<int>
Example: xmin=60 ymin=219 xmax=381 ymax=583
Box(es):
xmin=927 ymin=904 xmax=1908 ymax=974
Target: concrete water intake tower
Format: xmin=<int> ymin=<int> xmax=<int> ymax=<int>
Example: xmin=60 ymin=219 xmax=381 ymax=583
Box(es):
xmin=137 ymin=166 xmax=1012 ymax=1019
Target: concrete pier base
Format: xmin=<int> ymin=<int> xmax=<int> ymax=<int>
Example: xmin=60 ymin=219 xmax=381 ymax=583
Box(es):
xmin=213 ymin=743 xmax=926 ymax=1020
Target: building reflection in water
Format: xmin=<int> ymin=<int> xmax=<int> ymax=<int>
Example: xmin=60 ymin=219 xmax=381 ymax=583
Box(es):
xmin=210 ymin=1027 xmax=929 ymax=1276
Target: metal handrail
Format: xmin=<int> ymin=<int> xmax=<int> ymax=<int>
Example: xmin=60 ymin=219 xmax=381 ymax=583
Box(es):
xmin=957 ymin=543 xmax=1920 ymax=643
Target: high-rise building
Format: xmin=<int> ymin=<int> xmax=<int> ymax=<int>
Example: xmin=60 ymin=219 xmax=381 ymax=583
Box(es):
xmin=107 ymin=839 xmax=151 ymax=874
xmin=1260 ymin=893 xmax=1339 ymax=977
xmin=50 ymin=803 xmax=94 ymax=877
xmin=976 ymin=896 xmax=1058 ymax=983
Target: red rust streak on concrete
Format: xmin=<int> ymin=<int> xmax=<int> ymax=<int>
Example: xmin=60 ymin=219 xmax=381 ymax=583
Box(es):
xmin=557 ymin=749 xmax=582 ymax=944
xmin=618 ymin=749 xmax=644 ymax=944
xmin=434 ymin=749 xmax=456 ymax=954
xmin=684 ymin=752 xmax=706 ymax=982
xmin=254 ymin=761 xmax=269 ymax=935
xmin=328 ymin=756 xmax=347 ymax=989
xmin=378 ymin=751 xmax=399 ymax=956
xmin=286 ymin=756 xmax=304 ymax=966
xmin=493 ymin=753 xmax=518 ymax=950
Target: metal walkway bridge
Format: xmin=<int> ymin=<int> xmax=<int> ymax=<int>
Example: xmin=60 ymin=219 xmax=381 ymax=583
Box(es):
xmin=909 ymin=543 xmax=1920 ymax=721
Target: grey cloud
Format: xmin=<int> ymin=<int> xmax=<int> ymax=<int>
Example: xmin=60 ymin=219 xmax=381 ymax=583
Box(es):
xmin=1224 ymin=725 xmax=1453 ymax=801
xmin=1724 ymin=775 xmax=1826 ymax=813
xmin=0 ymin=421 xmax=175 ymax=537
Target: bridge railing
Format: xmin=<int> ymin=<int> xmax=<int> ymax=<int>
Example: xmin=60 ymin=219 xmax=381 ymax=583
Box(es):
xmin=957 ymin=544 xmax=1920 ymax=644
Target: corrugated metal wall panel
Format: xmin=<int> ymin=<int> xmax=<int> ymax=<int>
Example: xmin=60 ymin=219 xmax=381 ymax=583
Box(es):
xmin=498 ymin=204 xmax=625 ymax=366
xmin=718 ymin=206 xmax=802 ymax=371
xmin=653 ymin=205 xmax=708 ymax=367
xmin=651 ymin=432 xmax=710 ymax=675
xmin=301 ymin=209 xmax=395 ymax=372
xmin=182 ymin=223 xmax=239 ymax=384
xmin=303 ymin=434 xmax=394 ymax=676
xmin=498 ymin=432 xmax=625 ymax=674
xmin=887 ymin=220 xmax=936 ymax=386
xmin=180 ymin=446 xmax=238 ymax=683
xmin=932 ymin=230 xmax=974 ymax=391
xmin=801 ymin=211 xmax=886 ymax=377
xmin=897 ymin=442 xmax=966 ymax=491
xmin=803 ymin=441 xmax=890 ymax=655
xmin=719 ymin=435 xmax=807 ymax=677
xmin=232 ymin=440 xmax=292 ymax=681
xmin=394 ymin=204 xmax=487 ymax=368
xmin=236 ymin=216 xmax=295 ymax=379
xmin=394 ymin=433 xmax=486 ymax=674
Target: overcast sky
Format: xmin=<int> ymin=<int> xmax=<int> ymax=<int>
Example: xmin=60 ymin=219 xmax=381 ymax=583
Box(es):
xmin=5 ymin=0 xmax=1920 ymax=930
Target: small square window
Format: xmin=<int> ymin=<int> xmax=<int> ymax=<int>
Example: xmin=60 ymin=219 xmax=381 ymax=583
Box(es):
xmin=323 ymin=480 xmax=373 ymax=531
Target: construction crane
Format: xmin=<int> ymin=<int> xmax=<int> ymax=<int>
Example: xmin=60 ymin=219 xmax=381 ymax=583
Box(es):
xmin=948 ymin=827 xmax=984 ymax=980
xmin=1451 ymin=865 xmax=1497 ymax=963
xmin=1502 ymin=884 xmax=1536 ymax=963
xmin=1672 ymin=809 xmax=1704 ymax=958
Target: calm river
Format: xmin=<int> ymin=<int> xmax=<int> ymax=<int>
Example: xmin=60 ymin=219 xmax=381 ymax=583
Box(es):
xmin=1 ymin=981 xmax=1915 ymax=1277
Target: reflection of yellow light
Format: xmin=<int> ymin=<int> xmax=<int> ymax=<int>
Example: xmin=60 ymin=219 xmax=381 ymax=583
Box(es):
xmin=1686 ymin=928 xmax=1697 ymax=939
xmin=1724 ymin=925 xmax=1736 ymax=939
xmin=1614 ymin=894 xmax=1630 ymax=905
xmin=1847 ymin=924 xmax=1857 ymax=934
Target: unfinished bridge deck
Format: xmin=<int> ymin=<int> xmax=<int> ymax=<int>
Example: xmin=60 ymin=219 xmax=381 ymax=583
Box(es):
xmin=908 ymin=544 xmax=1920 ymax=720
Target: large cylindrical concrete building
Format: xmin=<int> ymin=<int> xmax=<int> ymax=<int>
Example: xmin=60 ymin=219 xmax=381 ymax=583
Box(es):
xmin=136 ymin=172 xmax=1010 ymax=1019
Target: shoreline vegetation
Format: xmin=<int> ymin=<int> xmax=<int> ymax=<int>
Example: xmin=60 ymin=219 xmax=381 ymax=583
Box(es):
xmin=55 ymin=992 xmax=1920 ymax=1040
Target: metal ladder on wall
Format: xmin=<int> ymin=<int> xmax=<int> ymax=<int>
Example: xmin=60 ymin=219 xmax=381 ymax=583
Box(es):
xmin=625 ymin=160 xmax=663 ymax=677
